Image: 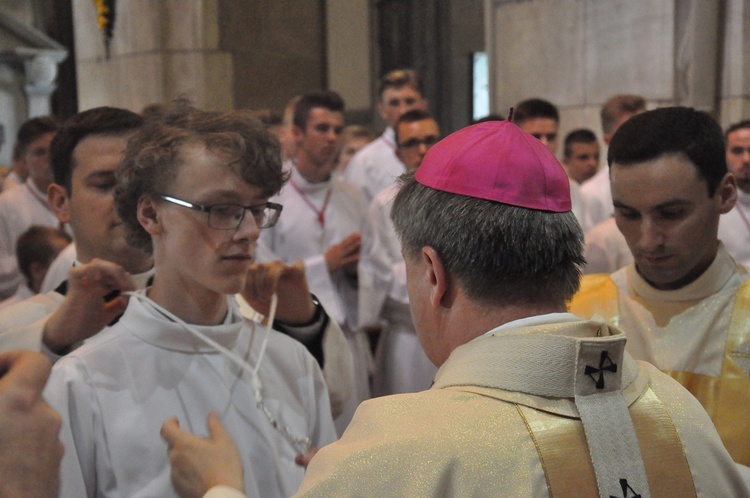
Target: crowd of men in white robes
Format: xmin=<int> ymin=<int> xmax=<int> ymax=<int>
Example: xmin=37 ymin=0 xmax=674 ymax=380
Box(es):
xmin=0 ymin=66 xmax=749 ymax=497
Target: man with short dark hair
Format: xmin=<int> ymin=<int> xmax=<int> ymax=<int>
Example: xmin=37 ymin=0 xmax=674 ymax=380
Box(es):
xmin=563 ymin=128 xmax=600 ymax=184
xmin=570 ymin=107 xmax=750 ymax=469
xmin=719 ymin=120 xmax=750 ymax=266
xmin=513 ymin=98 xmax=587 ymax=224
xmin=261 ymin=90 xmax=372 ymax=434
xmin=163 ymin=119 xmax=748 ymax=498
xmin=512 ymin=98 xmax=560 ymax=154
xmin=360 ymin=109 xmax=440 ymax=395
xmin=0 ymin=107 xmax=151 ymax=356
xmin=344 ymin=69 xmax=428 ymax=203
xmin=0 ymin=116 xmax=60 ymax=299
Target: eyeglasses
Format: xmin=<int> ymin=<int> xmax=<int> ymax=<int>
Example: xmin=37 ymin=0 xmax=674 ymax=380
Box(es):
xmin=159 ymin=195 xmax=283 ymax=230
xmin=398 ymin=135 xmax=439 ymax=150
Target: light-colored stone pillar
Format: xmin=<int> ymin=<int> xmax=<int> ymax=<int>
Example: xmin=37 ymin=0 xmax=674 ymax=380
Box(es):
xmin=73 ymin=0 xmax=232 ymax=112
xmin=19 ymin=49 xmax=66 ymax=117
xmin=326 ymin=0 xmax=372 ymax=115
xmin=719 ymin=0 xmax=750 ymax=128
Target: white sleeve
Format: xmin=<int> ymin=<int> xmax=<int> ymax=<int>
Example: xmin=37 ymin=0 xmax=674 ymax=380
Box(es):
xmin=0 ymin=293 xmax=65 ymax=362
xmin=44 ymin=358 xmax=100 ymax=498
xmin=0 ymin=207 xmax=22 ymax=299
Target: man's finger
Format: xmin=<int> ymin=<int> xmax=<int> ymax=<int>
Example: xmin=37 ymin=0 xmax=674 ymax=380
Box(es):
xmin=0 ymin=351 xmax=52 ymax=395
xmin=207 ymin=412 xmax=232 ymax=443
xmin=160 ymin=417 xmax=183 ymax=447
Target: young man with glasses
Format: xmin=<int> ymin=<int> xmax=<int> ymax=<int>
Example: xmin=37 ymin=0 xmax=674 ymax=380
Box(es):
xmin=360 ymin=109 xmax=440 ymax=396
xmin=44 ymin=103 xmax=337 ymax=497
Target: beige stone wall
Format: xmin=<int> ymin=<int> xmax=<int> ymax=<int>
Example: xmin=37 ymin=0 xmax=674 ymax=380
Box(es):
xmin=73 ymin=0 xmax=232 ymax=112
xmin=326 ymin=0 xmax=371 ymax=114
xmin=719 ymin=0 xmax=750 ymax=127
xmin=486 ymin=0 xmax=750 ymax=146
xmin=218 ymin=0 xmax=325 ymax=113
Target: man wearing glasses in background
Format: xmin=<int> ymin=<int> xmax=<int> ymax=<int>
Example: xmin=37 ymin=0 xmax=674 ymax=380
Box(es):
xmin=360 ymin=109 xmax=441 ymax=396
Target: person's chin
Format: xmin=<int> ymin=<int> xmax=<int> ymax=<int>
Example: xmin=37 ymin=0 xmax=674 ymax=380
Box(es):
xmin=636 ymin=261 xmax=684 ymax=288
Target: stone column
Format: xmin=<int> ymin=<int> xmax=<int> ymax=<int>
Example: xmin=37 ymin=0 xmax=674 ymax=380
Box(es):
xmin=19 ymin=50 xmax=66 ymax=117
xmin=73 ymin=0 xmax=233 ymax=111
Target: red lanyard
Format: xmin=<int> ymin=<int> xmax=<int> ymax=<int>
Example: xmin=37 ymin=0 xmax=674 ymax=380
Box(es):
xmin=289 ymin=178 xmax=332 ymax=229
xmin=380 ymin=132 xmax=396 ymax=151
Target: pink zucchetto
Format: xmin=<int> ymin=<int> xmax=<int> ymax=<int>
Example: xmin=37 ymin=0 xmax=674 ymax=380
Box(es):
xmin=414 ymin=120 xmax=571 ymax=212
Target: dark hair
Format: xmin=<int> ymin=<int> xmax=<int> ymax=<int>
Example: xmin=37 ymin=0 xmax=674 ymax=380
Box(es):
xmin=725 ymin=120 xmax=750 ymax=141
xmin=16 ymin=116 xmax=59 ymax=155
xmin=378 ymin=69 xmax=425 ymax=99
xmin=608 ymin=107 xmax=726 ymax=196
xmin=394 ymin=109 xmax=435 ymax=145
xmin=391 ymin=173 xmax=584 ymax=307
xmin=471 ymin=114 xmax=505 ymax=125
xmin=600 ymin=95 xmax=646 ymax=136
xmin=256 ymin=111 xmax=283 ymax=129
xmin=115 ymin=100 xmax=286 ymax=254
xmin=292 ymin=91 xmax=345 ymax=131
xmin=50 ymin=107 xmax=144 ymax=193
xmin=15 ymin=225 xmax=71 ymax=284
xmin=563 ymin=128 xmax=598 ymax=158
xmin=512 ymin=98 xmax=559 ymax=125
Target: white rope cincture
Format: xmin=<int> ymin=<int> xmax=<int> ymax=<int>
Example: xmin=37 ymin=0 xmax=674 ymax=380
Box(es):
xmin=124 ymin=291 xmax=312 ymax=453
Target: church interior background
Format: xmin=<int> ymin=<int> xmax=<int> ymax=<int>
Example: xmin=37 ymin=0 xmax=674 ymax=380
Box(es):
xmin=0 ymin=0 xmax=746 ymax=166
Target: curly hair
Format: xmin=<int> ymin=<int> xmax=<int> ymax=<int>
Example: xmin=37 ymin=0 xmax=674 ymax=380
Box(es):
xmin=114 ymin=100 xmax=287 ymax=254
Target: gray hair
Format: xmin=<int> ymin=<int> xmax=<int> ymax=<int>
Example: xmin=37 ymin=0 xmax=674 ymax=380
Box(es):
xmin=391 ymin=173 xmax=584 ymax=306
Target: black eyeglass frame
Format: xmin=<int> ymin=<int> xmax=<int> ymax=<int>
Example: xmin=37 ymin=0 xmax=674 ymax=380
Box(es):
xmin=158 ymin=194 xmax=283 ymax=230
xmin=398 ymin=135 xmax=440 ymax=149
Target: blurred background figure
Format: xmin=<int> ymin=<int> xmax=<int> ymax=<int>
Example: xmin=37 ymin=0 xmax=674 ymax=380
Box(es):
xmin=562 ymin=128 xmax=600 ymax=184
xmin=0 ymin=225 xmax=71 ymax=309
xmin=335 ymin=125 xmax=374 ymax=176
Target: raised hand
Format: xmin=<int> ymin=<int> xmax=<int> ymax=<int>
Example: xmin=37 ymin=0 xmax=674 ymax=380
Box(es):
xmin=42 ymin=258 xmax=136 ymax=353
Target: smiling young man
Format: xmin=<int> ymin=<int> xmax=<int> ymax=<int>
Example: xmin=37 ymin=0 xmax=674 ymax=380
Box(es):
xmin=44 ymin=103 xmax=336 ymax=497
xmin=343 ymin=69 xmax=428 ymax=204
xmin=569 ymin=107 xmax=750 ymax=467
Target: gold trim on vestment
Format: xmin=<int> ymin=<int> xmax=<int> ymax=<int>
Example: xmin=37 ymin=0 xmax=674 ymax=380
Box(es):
xmin=518 ymin=387 xmax=696 ymax=498
xmin=569 ymin=276 xmax=750 ymax=465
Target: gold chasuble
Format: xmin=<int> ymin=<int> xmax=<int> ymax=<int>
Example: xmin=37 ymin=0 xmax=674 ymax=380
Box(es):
xmin=298 ymin=319 xmax=746 ymax=497
xmin=569 ymin=250 xmax=750 ymax=466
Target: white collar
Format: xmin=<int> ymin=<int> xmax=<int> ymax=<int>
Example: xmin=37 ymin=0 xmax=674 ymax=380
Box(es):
xmin=626 ymin=243 xmax=744 ymax=301
xmin=484 ymin=312 xmax=582 ymax=336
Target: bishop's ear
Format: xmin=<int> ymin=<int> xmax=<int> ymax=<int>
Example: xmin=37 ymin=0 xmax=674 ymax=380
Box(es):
xmin=137 ymin=195 xmax=162 ymax=235
xmin=421 ymin=246 xmax=449 ymax=309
